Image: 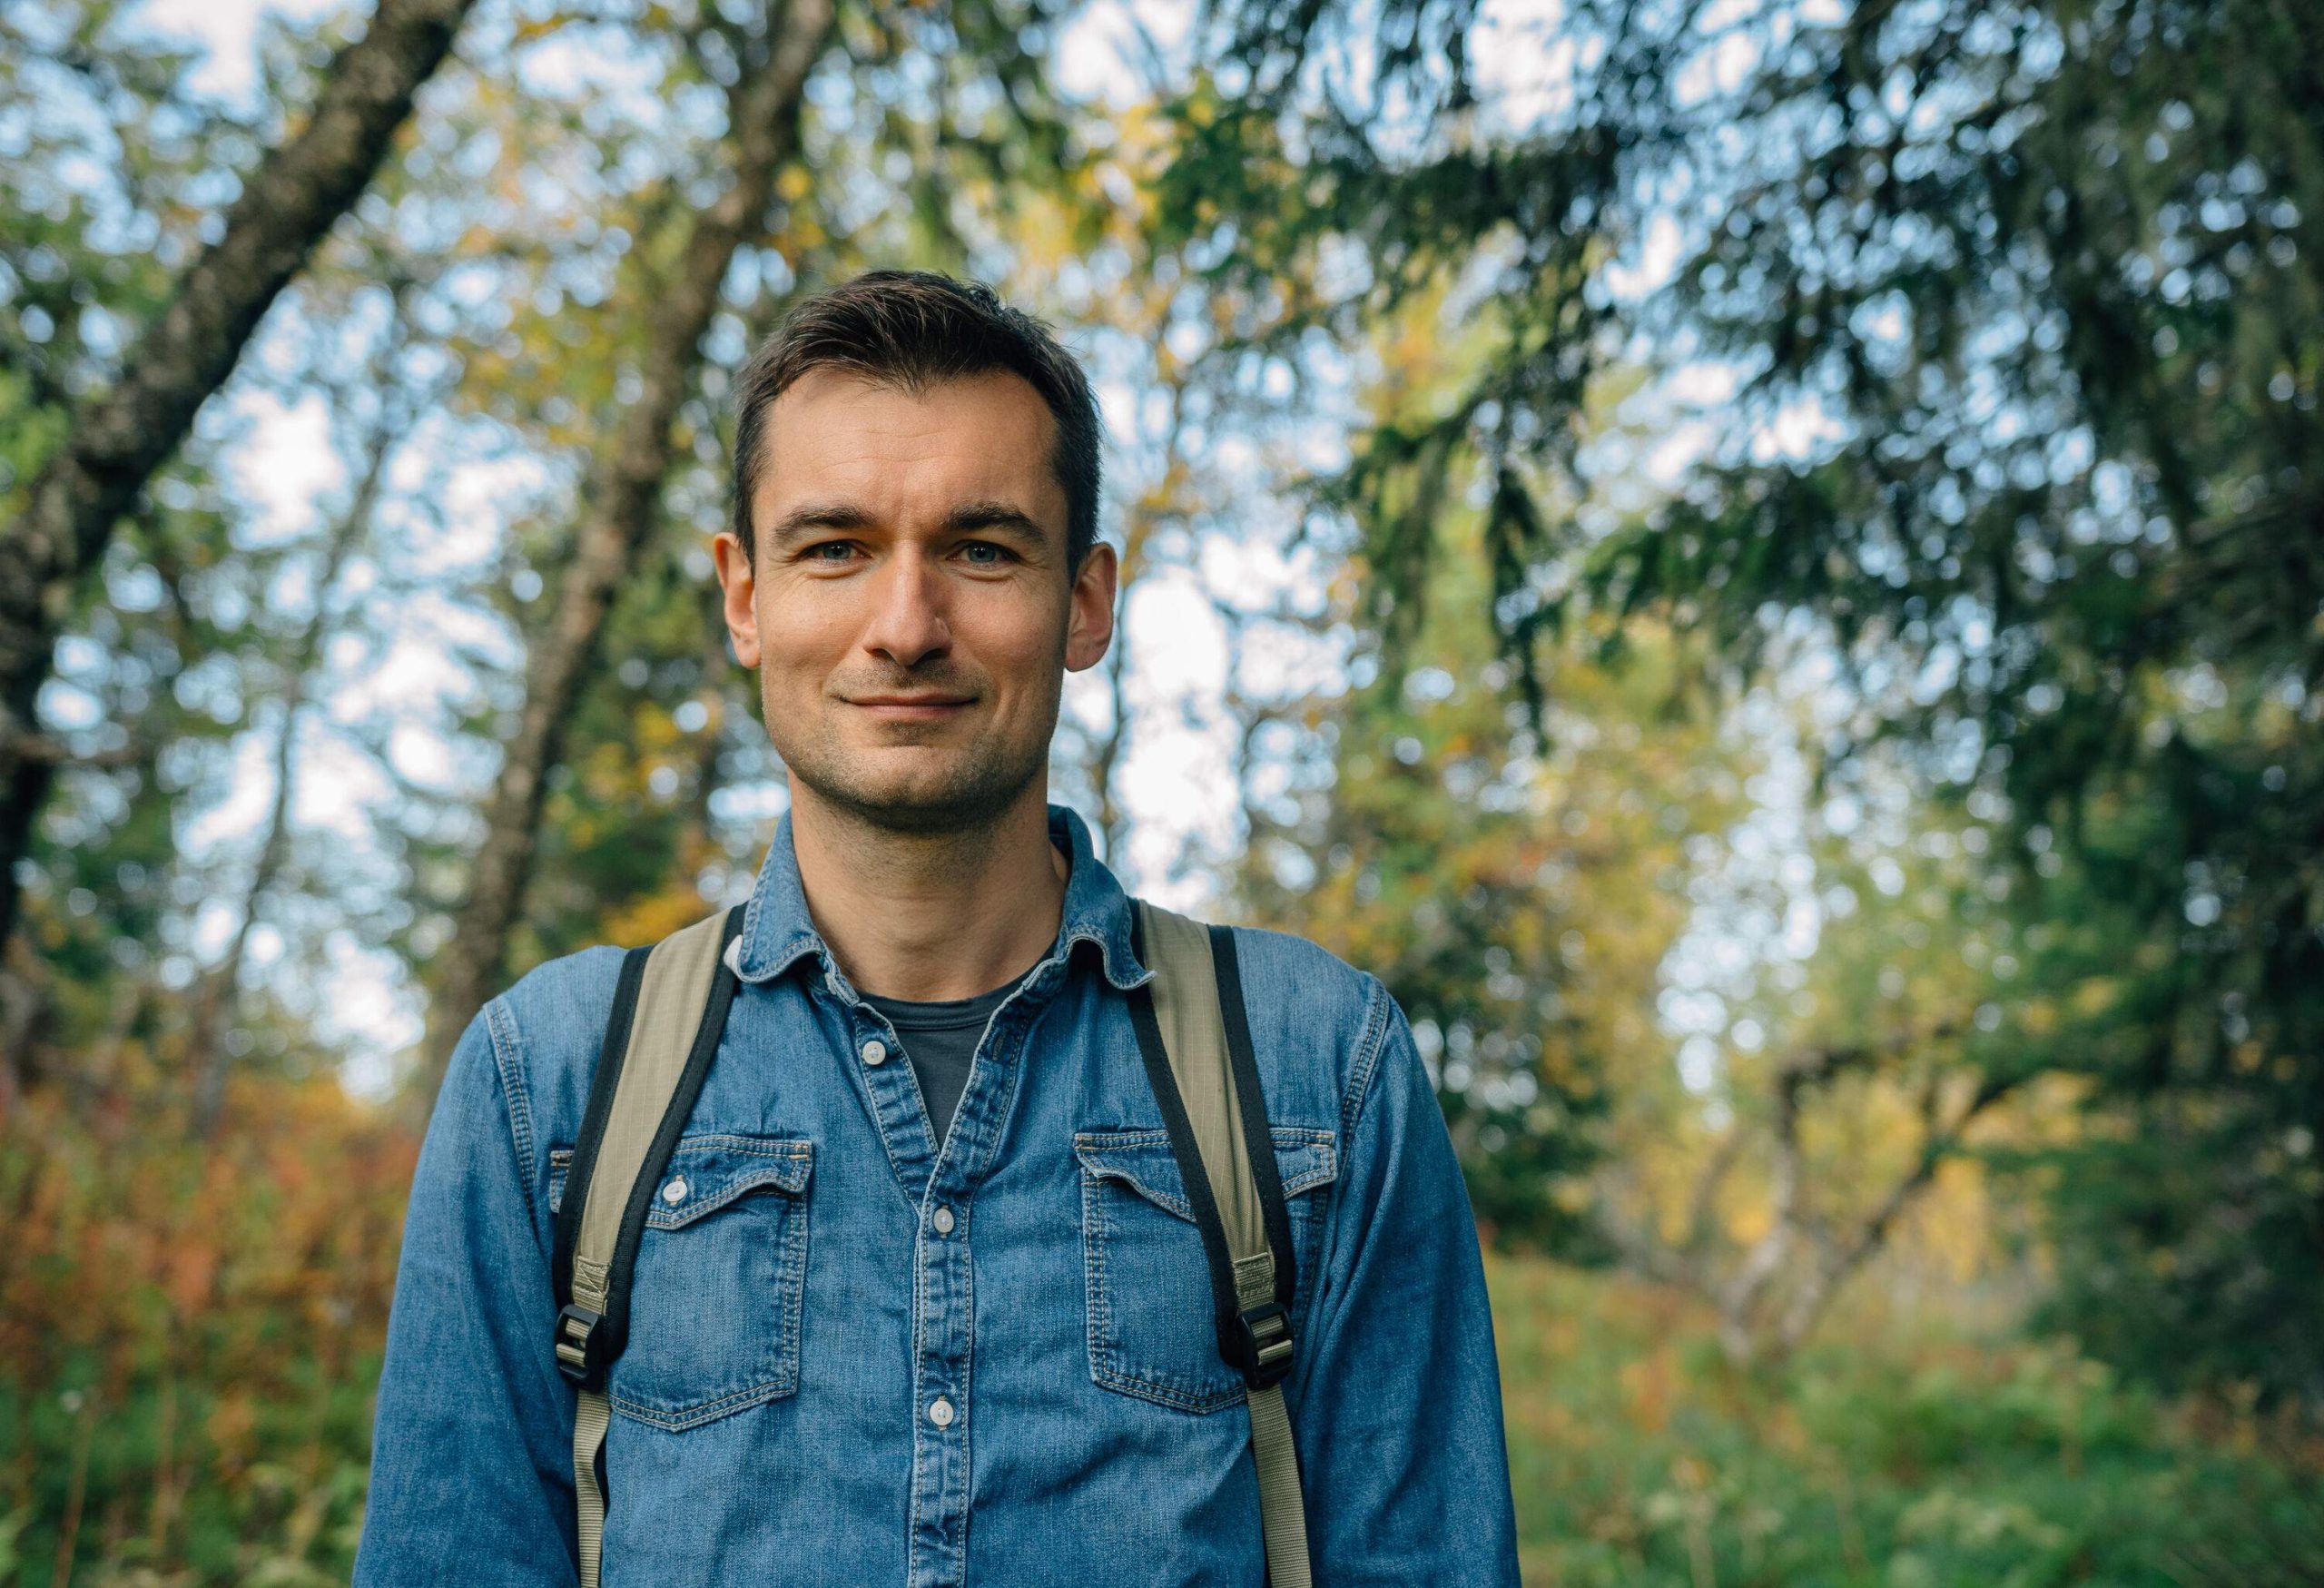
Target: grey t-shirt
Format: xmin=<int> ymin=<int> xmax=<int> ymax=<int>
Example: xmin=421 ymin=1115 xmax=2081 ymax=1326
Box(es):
xmin=859 ymin=973 xmax=1028 ymax=1148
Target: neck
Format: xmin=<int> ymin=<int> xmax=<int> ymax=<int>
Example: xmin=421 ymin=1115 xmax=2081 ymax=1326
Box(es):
xmin=787 ymin=783 xmax=1069 ymax=1001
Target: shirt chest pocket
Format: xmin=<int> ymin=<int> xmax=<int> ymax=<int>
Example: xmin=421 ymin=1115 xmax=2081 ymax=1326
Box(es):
xmin=548 ymin=1133 xmax=813 ymax=1432
xmin=1074 ymin=1126 xmax=1337 ymax=1415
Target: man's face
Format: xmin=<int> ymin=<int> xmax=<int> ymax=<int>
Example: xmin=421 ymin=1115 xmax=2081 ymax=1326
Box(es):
xmin=714 ymin=367 xmax=1117 ymax=835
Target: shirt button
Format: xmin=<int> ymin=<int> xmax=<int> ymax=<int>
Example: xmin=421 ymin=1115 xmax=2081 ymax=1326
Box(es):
xmin=661 ymin=1176 xmax=687 ymax=1205
xmin=861 ymin=1038 xmax=889 ymax=1066
xmin=931 ymin=1205 xmax=955 ymax=1235
xmin=928 ymin=1396 xmax=955 ymax=1428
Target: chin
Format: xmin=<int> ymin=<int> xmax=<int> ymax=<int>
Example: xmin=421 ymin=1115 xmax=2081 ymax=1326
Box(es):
xmin=798 ymin=755 xmax=1039 ymax=835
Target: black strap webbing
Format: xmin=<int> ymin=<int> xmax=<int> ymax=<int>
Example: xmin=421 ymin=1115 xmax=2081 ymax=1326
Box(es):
xmin=550 ymin=903 xmax=746 ymax=1374
xmin=1125 ymin=905 xmax=1297 ymax=1386
xmin=1211 ymin=922 xmax=1297 ymax=1312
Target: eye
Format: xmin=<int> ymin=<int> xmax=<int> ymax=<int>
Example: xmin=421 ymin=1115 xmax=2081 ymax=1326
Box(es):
xmin=805 ymin=540 xmax=859 ymax=563
xmin=960 ymin=541 xmax=1012 ymax=566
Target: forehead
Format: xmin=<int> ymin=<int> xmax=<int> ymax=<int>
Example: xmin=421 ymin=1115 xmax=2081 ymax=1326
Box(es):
xmin=750 ymin=367 xmax=1066 ymax=536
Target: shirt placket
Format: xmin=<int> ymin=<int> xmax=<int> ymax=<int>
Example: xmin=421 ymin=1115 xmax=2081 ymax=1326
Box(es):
xmin=822 ymin=954 xmax=1063 ymax=1588
xmin=908 ymin=1144 xmax=971 ymax=1588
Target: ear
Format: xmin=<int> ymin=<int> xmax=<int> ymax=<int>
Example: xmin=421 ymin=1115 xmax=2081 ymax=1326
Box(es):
xmin=1063 ymin=539 xmax=1118 ymax=673
xmin=714 ymin=529 xmax=761 ymax=668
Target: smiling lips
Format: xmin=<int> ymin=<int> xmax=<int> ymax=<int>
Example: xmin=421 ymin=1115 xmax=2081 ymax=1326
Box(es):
xmin=850 ymin=695 xmax=972 ymax=719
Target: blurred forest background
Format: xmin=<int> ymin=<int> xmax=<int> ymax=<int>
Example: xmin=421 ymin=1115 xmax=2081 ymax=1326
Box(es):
xmin=3 ymin=0 xmax=2322 ymax=1581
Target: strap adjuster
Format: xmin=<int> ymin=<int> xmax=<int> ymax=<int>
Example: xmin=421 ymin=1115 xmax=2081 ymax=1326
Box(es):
xmin=554 ymin=1303 xmax=612 ymax=1389
xmin=1233 ymin=1299 xmax=1295 ymax=1389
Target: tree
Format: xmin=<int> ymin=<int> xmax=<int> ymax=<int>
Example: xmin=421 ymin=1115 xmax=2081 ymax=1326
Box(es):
xmin=1601 ymin=0 xmax=2324 ymax=1402
xmin=0 ymin=0 xmax=480 ymax=968
xmin=1205 ymin=269 xmax=1749 ymax=1248
xmin=1162 ymin=0 xmax=2324 ymax=1402
xmin=413 ymin=0 xmax=838 ymax=1100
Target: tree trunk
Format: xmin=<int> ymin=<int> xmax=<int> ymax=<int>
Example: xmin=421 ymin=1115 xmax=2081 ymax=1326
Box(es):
xmin=0 ymin=0 xmax=479 ymax=962
xmin=413 ymin=0 xmax=837 ymax=1105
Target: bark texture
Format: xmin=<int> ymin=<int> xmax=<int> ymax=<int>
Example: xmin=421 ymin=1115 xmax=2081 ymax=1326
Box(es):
xmin=0 ymin=0 xmax=480 ymax=955
xmin=414 ymin=0 xmax=837 ymax=1102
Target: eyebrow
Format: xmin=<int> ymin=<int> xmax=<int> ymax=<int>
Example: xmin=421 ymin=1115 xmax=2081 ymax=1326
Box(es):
xmin=764 ymin=498 xmax=1049 ymax=548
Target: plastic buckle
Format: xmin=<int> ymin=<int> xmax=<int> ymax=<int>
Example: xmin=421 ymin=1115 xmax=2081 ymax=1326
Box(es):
xmin=554 ymin=1303 xmax=610 ymax=1390
xmin=1235 ymin=1299 xmax=1295 ymax=1389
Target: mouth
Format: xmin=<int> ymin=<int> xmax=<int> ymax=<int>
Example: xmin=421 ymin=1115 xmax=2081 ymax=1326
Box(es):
xmin=848 ymin=695 xmax=975 ymax=721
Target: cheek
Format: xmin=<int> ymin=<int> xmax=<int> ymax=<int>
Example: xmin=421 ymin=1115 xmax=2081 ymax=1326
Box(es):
xmin=754 ymin=589 xmax=852 ymax=670
xmin=962 ymin=594 xmax=1071 ymax=676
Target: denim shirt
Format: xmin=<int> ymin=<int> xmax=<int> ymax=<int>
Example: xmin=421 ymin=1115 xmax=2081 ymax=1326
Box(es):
xmin=355 ymin=804 xmax=1521 ymax=1586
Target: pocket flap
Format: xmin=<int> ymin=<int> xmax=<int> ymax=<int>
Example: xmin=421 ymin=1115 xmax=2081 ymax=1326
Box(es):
xmin=1074 ymin=1125 xmax=1336 ymax=1223
xmin=549 ymin=1133 xmax=812 ymax=1228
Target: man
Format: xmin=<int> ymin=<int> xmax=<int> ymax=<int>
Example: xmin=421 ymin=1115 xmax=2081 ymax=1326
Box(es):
xmin=355 ymin=270 xmax=1521 ymax=1585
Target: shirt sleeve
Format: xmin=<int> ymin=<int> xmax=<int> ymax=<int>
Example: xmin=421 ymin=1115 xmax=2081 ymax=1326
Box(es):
xmin=1287 ymin=976 xmax=1523 ymax=1586
xmin=355 ymin=1000 xmax=580 ymax=1586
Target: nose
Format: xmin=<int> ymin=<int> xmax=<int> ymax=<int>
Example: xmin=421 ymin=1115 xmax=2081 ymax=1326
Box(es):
xmin=861 ymin=549 xmax=950 ymax=669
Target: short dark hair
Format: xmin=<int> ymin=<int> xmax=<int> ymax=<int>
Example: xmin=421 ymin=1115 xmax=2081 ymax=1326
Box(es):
xmin=730 ymin=269 xmax=1103 ymax=576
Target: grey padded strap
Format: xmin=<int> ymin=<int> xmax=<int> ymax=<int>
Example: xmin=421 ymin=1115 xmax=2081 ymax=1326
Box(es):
xmin=573 ymin=1387 xmax=612 ymax=1588
xmin=1141 ymin=904 xmax=1264 ymax=1246
xmin=1136 ymin=900 xmax=1314 ymax=1588
xmin=568 ymin=910 xmax=731 ymax=1588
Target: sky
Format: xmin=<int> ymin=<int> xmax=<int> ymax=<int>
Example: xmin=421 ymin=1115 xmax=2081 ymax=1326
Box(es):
xmin=135 ymin=0 xmax=343 ymax=97
xmin=133 ymin=0 xmax=1195 ymax=101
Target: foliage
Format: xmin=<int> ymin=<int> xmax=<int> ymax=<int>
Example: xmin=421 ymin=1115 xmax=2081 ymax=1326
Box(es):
xmin=0 ymin=0 xmax=357 ymax=1073
xmin=1489 ymin=1249 xmax=2324 ymax=1588
xmin=1221 ymin=270 xmax=1748 ymax=1250
xmin=1595 ymin=0 xmax=2324 ymax=1406
xmin=0 ymin=1070 xmax=408 ymax=1584
xmin=1245 ymin=589 xmax=1745 ymax=1251
xmin=1162 ymin=0 xmax=2324 ymax=1404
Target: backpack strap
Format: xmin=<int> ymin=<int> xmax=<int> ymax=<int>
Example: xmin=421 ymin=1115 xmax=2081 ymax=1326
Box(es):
xmin=1127 ymin=899 xmax=1313 ymax=1588
xmin=550 ymin=904 xmax=744 ymax=1588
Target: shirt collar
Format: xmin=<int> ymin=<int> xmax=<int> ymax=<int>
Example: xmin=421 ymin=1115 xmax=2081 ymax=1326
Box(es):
xmin=729 ymin=800 xmax=1152 ymax=993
